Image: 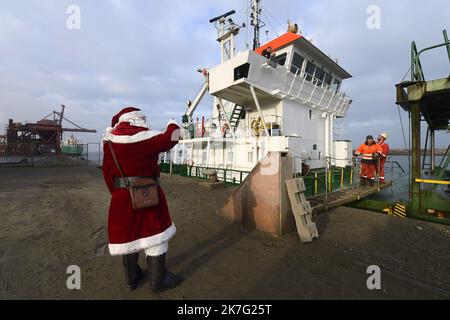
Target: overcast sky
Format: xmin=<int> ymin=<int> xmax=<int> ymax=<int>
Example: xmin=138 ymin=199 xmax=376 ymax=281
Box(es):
xmin=0 ymin=0 xmax=449 ymax=148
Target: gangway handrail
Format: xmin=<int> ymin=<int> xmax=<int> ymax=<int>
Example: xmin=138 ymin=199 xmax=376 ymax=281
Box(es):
xmin=385 ymin=158 xmax=406 ymax=174
xmin=415 ymin=178 xmax=450 ymax=186
xmin=438 ymin=144 xmax=450 ymax=168
xmin=411 ymin=29 xmax=450 ymax=81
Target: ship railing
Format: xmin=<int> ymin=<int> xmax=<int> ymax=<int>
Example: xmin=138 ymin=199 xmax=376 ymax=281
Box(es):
xmin=293 ymin=155 xmax=404 ymax=208
xmin=385 ymin=158 xmax=406 ymax=174
xmin=293 ymin=156 xmax=360 ymax=200
xmin=159 ymin=162 xmax=250 ymax=185
xmin=300 ymin=156 xmax=388 ymax=210
xmin=188 ymin=115 xmax=285 ymax=139
xmin=270 ymin=65 xmax=352 ymax=116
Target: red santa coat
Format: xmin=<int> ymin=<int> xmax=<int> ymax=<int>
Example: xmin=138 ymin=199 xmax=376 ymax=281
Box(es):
xmin=102 ymin=120 xmax=179 ymax=256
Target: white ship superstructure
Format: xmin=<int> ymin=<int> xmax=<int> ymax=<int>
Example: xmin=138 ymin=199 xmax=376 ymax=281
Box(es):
xmin=166 ymin=4 xmax=353 ymax=179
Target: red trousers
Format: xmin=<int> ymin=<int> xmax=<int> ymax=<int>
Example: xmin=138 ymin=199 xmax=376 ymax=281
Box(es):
xmin=377 ymin=158 xmax=386 ymax=182
xmin=361 ymin=162 xmax=376 ymax=180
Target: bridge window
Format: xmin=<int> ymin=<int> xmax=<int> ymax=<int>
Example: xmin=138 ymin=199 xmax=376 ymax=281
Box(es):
xmin=314 ymin=67 xmax=325 ymax=86
xmin=324 ymin=72 xmax=332 ymax=86
xmin=290 ymin=53 xmax=305 ymax=75
xmin=234 ymin=63 xmax=250 ymax=81
xmin=305 ymin=61 xmax=315 ymax=81
xmin=331 ymin=78 xmax=341 ymax=92
xmin=274 ymin=53 xmax=287 ymax=66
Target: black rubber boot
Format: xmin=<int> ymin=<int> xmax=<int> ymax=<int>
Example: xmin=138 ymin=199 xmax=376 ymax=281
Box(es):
xmin=123 ymin=252 xmax=143 ymax=291
xmin=147 ymin=253 xmax=182 ymax=293
xmin=369 ymin=179 xmax=375 ymax=187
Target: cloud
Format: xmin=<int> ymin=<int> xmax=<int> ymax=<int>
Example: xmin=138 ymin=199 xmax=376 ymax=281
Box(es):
xmin=111 ymin=0 xmax=129 ymax=11
xmin=0 ymin=0 xmax=449 ymax=148
xmin=347 ymin=119 xmax=397 ymax=129
xmin=0 ymin=13 xmax=23 ymax=38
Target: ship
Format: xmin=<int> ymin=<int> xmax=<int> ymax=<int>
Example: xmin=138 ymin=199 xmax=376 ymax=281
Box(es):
xmin=163 ymin=2 xmax=354 ymax=192
xmin=61 ymin=135 xmax=83 ymax=156
xmin=160 ymin=1 xmax=449 ymax=227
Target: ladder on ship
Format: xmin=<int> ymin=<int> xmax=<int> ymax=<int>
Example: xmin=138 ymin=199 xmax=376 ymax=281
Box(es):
xmin=218 ymin=103 xmax=245 ymax=130
xmin=229 ymin=105 xmax=244 ymax=129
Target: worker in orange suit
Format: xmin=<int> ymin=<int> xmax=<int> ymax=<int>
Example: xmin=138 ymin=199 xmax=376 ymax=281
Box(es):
xmin=377 ymin=132 xmax=390 ymax=183
xmin=354 ymin=135 xmax=383 ymax=186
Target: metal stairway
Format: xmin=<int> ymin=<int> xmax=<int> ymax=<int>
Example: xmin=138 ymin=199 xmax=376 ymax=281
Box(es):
xmin=229 ymin=105 xmax=245 ymax=129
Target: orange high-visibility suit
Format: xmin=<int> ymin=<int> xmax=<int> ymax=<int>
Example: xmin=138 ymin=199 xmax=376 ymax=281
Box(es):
xmin=355 ymin=143 xmax=383 ymax=181
xmin=377 ymin=141 xmax=389 ymax=183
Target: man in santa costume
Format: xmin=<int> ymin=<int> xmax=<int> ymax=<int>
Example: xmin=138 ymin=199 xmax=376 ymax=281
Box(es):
xmin=102 ymin=107 xmax=182 ymax=292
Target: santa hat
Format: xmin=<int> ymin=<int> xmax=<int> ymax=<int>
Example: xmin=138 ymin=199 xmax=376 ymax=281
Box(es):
xmin=111 ymin=107 xmax=142 ymax=127
xmin=104 ymin=107 xmax=179 ymax=143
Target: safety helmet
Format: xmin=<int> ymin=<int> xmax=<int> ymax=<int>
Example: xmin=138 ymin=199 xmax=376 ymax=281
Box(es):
xmin=379 ymin=132 xmax=388 ymax=139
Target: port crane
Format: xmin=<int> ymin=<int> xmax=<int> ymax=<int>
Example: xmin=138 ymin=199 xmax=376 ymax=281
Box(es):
xmin=4 ymin=105 xmax=96 ymax=155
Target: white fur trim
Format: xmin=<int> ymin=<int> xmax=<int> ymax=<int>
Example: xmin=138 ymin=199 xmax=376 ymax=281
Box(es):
xmin=118 ymin=111 xmax=149 ymax=129
xmin=144 ymin=241 xmax=169 ymax=257
xmin=167 ymin=119 xmax=179 ymax=127
xmin=118 ymin=111 xmax=145 ymax=123
xmin=103 ymin=128 xmax=162 ymax=144
xmin=108 ymin=224 xmax=176 ymax=256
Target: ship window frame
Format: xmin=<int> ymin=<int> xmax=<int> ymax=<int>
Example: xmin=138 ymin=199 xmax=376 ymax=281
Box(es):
xmin=331 ymin=78 xmax=341 ymax=92
xmin=290 ymin=52 xmax=305 ymax=75
xmin=234 ymin=63 xmax=250 ymax=81
xmin=314 ymin=67 xmax=325 ymax=86
xmin=274 ymin=52 xmax=288 ymax=66
xmin=324 ymin=72 xmax=332 ymax=87
xmin=305 ymin=61 xmax=315 ymax=81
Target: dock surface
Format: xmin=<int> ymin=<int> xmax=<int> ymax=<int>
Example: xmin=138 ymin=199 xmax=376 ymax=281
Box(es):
xmin=1 ymin=166 xmax=450 ymax=299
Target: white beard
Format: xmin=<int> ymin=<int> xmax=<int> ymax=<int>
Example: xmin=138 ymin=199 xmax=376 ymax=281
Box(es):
xmin=128 ymin=118 xmax=149 ymax=129
xmin=117 ymin=111 xmax=150 ymax=129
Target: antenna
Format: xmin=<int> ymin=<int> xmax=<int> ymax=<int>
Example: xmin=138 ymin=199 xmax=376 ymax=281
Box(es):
xmin=209 ymin=9 xmax=244 ymax=63
xmin=251 ymin=0 xmax=261 ymax=50
xmin=209 ymin=10 xmax=236 ymax=24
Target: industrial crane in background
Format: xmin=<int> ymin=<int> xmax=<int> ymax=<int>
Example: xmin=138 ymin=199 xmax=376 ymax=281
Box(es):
xmin=3 ymin=105 xmax=96 ymax=155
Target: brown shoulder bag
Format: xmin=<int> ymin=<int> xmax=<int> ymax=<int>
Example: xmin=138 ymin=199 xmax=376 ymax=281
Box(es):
xmin=108 ymin=141 xmax=160 ymax=210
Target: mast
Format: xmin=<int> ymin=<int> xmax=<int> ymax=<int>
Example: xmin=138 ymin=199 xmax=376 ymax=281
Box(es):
xmin=209 ymin=10 xmax=240 ymax=63
xmin=251 ymin=0 xmax=261 ymax=50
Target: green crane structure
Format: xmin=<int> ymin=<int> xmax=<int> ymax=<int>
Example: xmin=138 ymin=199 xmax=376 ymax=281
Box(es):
xmin=395 ymin=30 xmax=450 ymax=224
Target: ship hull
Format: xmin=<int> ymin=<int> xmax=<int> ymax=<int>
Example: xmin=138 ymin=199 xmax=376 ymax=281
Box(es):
xmin=61 ymin=145 xmax=83 ymax=156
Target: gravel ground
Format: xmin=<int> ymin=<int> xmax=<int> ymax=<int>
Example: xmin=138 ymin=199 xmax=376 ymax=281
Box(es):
xmin=1 ymin=166 xmax=450 ymax=299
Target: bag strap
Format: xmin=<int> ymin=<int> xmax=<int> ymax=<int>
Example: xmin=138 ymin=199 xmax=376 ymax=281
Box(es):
xmin=108 ymin=141 xmax=130 ymax=188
